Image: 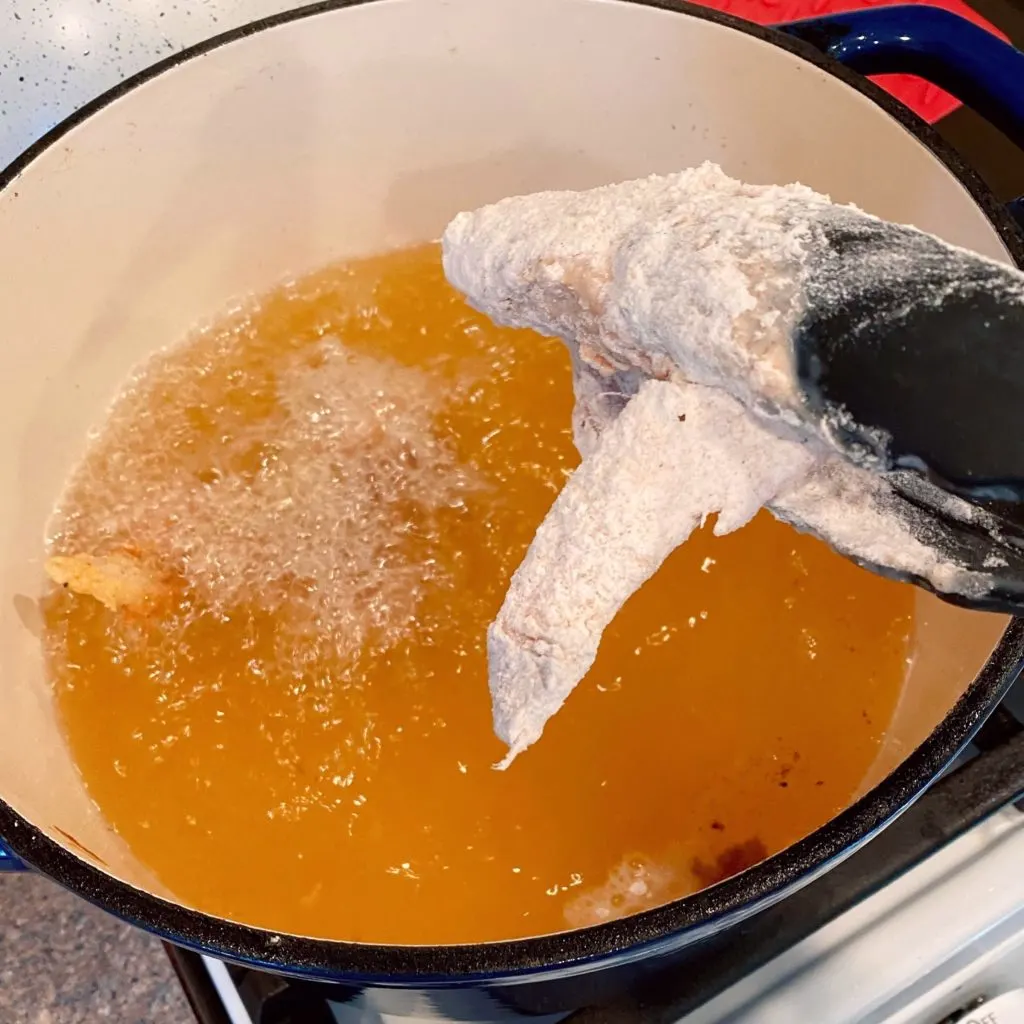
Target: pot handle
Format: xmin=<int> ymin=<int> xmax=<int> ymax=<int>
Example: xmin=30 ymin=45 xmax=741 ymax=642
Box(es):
xmin=775 ymin=4 xmax=1024 ymax=228
xmin=0 ymin=840 xmax=27 ymax=871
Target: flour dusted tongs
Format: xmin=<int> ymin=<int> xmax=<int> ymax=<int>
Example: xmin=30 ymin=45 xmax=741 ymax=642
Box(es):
xmin=789 ymin=208 xmax=1024 ymax=614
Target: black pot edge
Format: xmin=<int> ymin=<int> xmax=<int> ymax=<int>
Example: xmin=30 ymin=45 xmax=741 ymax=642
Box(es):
xmin=2 ymin=0 xmax=1024 ymax=984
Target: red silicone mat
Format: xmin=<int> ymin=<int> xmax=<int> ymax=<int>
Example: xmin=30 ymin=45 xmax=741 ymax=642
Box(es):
xmin=692 ymin=0 xmax=1009 ymax=122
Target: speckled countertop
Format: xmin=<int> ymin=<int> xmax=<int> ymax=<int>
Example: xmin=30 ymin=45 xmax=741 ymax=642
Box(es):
xmin=0 ymin=5 xmax=306 ymax=1020
xmin=0 ymin=0 xmax=299 ymax=168
xmin=0 ymin=873 xmax=190 ymax=1023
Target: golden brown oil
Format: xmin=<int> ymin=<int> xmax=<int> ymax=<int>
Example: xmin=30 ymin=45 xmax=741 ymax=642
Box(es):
xmin=42 ymin=244 xmax=914 ymax=944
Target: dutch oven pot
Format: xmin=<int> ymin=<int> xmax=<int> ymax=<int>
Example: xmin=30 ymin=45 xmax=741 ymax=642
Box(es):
xmin=1 ymin=0 xmax=1024 ymax=1018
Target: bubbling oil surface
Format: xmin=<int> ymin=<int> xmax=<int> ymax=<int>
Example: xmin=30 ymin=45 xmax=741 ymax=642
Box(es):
xmin=43 ymin=244 xmax=914 ymax=944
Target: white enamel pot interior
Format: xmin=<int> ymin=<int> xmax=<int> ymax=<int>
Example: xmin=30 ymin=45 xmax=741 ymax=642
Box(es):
xmin=0 ymin=0 xmax=1021 ymax=986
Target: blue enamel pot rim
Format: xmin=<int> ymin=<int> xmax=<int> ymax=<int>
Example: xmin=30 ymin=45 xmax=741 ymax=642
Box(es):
xmin=1 ymin=0 xmax=1022 ymax=987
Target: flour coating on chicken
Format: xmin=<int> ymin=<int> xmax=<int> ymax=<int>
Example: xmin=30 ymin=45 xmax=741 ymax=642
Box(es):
xmin=489 ymin=378 xmax=816 ymax=764
xmin=442 ymin=163 xmax=984 ymax=765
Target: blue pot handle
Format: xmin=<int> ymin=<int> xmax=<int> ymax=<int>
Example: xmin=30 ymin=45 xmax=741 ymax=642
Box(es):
xmin=0 ymin=840 xmax=27 ymax=872
xmin=776 ymin=4 xmax=1024 ymax=229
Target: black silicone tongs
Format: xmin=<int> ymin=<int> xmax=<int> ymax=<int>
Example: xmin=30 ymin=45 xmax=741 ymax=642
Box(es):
xmin=790 ymin=207 xmax=1024 ymax=614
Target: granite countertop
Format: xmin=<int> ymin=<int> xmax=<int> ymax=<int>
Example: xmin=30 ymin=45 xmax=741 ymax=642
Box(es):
xmin=0 ymin=0 xmax=300 ymax=168
xmin=0 ymin=873 xmax=190 ymax=1024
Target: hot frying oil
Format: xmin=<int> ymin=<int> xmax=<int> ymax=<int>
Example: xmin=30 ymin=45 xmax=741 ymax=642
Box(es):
xmin=43 ymin=244 xmax=914 ymax=944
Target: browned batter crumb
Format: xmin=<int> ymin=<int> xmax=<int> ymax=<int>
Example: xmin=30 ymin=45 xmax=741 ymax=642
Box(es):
xmin=45 ymin=553 xmax=165 ymax=614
